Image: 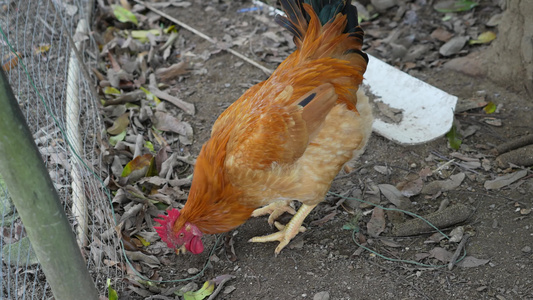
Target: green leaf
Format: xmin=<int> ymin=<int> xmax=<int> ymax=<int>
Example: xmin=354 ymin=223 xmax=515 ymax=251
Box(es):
xmin=112 ymin=5 xmax=138 ymax=25
xmin=434 ymin=0 xmax=479 ymax=13
xmin=183 ymin=281 xmax=215 ymax=300
xmin=109 ymin=130 xmax=126 ymax=146
xmin=154 ymin=202 xmax=169 ymax=210
xmin=135 ymin=235 xmax=151 ymax=247
xmin=483 ymin=101 xmax=497 ymax=114
xmin=164 ymin=25 xmax=178 ymax=34
xmin=144 ymin=141 xmax=155 ymax=152
xmin=145 ymin=156 xmax=159 ymax=177
xmin=107 ymin=278 xmax=119 ymax=300
xmin=442 ymin=14 xmax=453 ymax=21
xmin=140 ymin=86 xmax=161 ymax=105
xmin=342 ymin=214 xmax=361 ymax=231
xmin=446 ymin=124 xmax=462 ymax=150
xmin=104 ymin=86 xmax=121 ymax=95
xmin=131 ymin=29 xmax=161 ymax=43
xmin=469 ymin=31 xmax=496 ymax=45
xmin=342 ymin=223 xmax=358 ymax=231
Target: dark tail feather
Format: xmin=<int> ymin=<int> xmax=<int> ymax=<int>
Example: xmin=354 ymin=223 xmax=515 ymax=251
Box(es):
xmin=276 ymin=0 xmax=368 ymax=63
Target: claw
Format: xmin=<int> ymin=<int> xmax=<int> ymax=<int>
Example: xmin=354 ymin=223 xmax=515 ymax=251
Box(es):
xmin=249 ymin=203 xmax=317 ymax=255
xmin=252 ymin=200 xmax=296 ymax=225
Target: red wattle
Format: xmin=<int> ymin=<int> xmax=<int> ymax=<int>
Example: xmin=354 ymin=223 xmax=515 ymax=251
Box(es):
xmin=187 ymin=236 xmax=204 ymax=254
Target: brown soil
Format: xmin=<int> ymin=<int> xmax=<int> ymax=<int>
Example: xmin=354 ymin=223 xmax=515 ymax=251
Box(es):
xmin=125 ymin=1 xmax=533 ymax=299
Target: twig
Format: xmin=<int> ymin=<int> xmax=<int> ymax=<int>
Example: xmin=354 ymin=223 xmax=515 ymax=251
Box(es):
xmin=431 ymin=151 xmax=481 ymax=175
xmin=448 ymin=233 xmax=470 ymax=270
xmin=37 ymin=16 xmax=57 ymax=35
xmin=133 ymin=0 xmax=274 ymax=75
xmin=148 ymin=74 xmax=195 ymax=115
xmin=207 ymin=275 xmax=236 ymax=300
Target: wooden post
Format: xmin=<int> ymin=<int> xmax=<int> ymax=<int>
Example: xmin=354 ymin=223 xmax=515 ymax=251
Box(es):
xmin=0 ymin=68 xmax=99 ymax=299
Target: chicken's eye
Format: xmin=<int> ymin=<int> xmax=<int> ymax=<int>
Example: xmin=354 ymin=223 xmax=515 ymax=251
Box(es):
xmin=179 ymin=233 xmax=184 ymax=238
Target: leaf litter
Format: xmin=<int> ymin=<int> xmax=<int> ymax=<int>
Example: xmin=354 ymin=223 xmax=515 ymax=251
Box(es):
xmin=84 ymin=0 xmax=532 ymax=298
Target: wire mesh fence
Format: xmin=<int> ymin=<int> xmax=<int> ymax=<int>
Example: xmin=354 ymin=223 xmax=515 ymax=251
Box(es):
xmin=0 ymin=0 xmax=123 ymax=298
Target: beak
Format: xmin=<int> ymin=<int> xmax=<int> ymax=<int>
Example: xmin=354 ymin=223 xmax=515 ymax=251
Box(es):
xmin=175 ymin=245 xmax=187 ymax=255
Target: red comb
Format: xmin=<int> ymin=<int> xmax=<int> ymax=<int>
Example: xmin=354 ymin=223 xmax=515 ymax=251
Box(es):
xmin=154 ymin=208 xmax=181 ymax=248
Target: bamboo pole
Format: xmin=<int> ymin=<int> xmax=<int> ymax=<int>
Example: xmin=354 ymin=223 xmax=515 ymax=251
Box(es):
xmin=0 ymin=68 xmax=99 ymax=299
xmin=67 ymin=19 xmax=89 ymax=248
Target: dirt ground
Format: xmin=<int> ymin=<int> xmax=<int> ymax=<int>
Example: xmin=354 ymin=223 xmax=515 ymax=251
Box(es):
xmin=116 ymin=1 xmax=532 ymax=299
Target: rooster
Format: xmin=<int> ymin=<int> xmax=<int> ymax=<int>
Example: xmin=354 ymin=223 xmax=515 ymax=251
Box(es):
xmin=155 ymin=0 xmax=372 ymax=255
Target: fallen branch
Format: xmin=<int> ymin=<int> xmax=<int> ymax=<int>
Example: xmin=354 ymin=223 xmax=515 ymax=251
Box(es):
xmin=490 ymin=133 xmax=533 ymax=156
xmin=391 ymin=204 xmax=474 ymax=237
xmin=496 ymin=144 xmax=533 ymax=168
xmin=133 ymin=0 xmax=274 ymax=75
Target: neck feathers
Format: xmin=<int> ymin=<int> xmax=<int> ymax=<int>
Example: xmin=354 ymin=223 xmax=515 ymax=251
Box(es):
xmin=176 ymin=137 xmax=255 ymax=234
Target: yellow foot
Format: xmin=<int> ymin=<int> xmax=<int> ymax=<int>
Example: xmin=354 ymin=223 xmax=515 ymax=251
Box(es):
xmin=249 ymin=203 xmax=317 ymax=255
xmin=251 ymin=200 xmax=296 ymax=225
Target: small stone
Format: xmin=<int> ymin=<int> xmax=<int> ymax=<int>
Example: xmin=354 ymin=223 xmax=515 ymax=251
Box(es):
xmin=477 ymin=286 xmax=488 ymax=292
xmin=223 ymin=285 xmax=236 ymax=294
xmin=390 ymin=43 xmax=407 ymax=59
xmin=444 ymin=52 xmax=485 ymax=77
xmin=521 ymin=246 xmax=532 ymax=253
xmin=371 ymin=0 xmax=397 ymax=11
xmin=431 ymin=27 xmax=454 ymax=42
xmin=187 ymin=268 xmax=199 ymax=274
xmin=314 ymin=291 xmax=330 ymax=300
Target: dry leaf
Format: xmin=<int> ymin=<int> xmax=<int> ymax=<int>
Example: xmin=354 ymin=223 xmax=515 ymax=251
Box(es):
xmin=456 ymin=256 xmax=490 ymax=268
xmin=125 ymin=250 xmax=161 ymax=267
xmin=448 ymin=226 xmax=464 ymax=243
xmin=153 ymin=111 xmax=193 ymax=138
xmin=122 ymin=154 xmax=153 ymax=177
xmin=396 ymin=177 xmax=423 ymax=197
xmin=484 ymin=170 xmax=528 ymax=190
xmin=378 ymin=184 xmax=413 ymax=209
xmin=107 ymin=113 xmax=130 ymax=135
xmin=367 ymin=207 xmax=386 ymax=237
xmin=429 ymin=247 xmax=453 ymax=262
xmin=156 ymin=61 xmax=189 ymax=82
xmin=374 ymin=165 xmax=391 ymax=175
xmin=431 ymin=27 xmax=453 ymax=42
xmin=421 ymin=173 xmax=465 ymax=195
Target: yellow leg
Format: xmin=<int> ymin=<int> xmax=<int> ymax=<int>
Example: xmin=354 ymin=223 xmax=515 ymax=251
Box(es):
xmin=251 ymin=200 xmax=296 ymax=225
xmin=249 ymin=203 xmax=317 ymax=255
